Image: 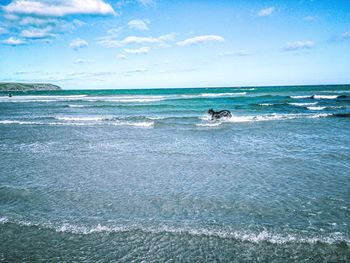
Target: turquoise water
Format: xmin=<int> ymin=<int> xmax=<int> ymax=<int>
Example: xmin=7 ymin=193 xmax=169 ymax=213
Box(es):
xmin=0 ymin=85 xmax=349 ymax=262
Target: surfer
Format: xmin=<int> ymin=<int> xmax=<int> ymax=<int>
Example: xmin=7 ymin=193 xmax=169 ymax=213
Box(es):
xmin=208 ymin=109 xmax=232 ymax=120
xmin=8 ymin=93 xmax=12 ymax=97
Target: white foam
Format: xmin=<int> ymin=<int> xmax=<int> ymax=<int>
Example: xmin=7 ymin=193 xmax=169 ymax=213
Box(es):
xmin=313 ymin=95 xmax=339 ymax=99
xmin=68 ymin=104 xmax=87 ymax=108
xmin=0 ymin=217 xmax=9 ymax=224
xmin=0 ymin=119 xmax=154 ymax=128
xmin=0 ymin=95 xmax=166 ymax=103
xmin=0 ymin=120 xmax=40 ymax=125
xmin=328 ymin=106 xmax=343 ymax=109
xmin=180 ymin=92 xmax=246 ymax=99
xmin=47 ymin=223 xmax=350 ymax=245
xmin=290 ymin=95 xmax=311 ymax=99
xmin=123 ymin=121 xmax=154 ymax=127
xmin=239 ymin=88 xmax=256 ymax=91
xmin=0 ymin=95 xmax=88 ymax=103
xmin=196 ymin=122 xmax=222 ymax=127
xmin=307 ymin=106 xmax=326 ymax=111
xmin=200 ymin=92 xmax=247 ymax=97
xmin=259 ymin=103 xmax=273 ymax=106
xmin=307 ymin=113 xmax=330 ymax=118
xmin=55 ymin=116 xmax=110 ymax=121
xmin=55 ymin=116 xmax=154 ymax=127
xmin=289 ymin=102 xmax=318 ymax=107
xmin=1 ymin=218 xmax=349 ymax=245
xmin=84 ymin=95 xmax=166 ymax=103
xmin=197 ymin=113 xmax=330 ymax=127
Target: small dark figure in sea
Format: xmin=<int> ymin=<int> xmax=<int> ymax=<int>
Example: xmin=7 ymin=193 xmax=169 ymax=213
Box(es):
xmin=8 ymin=93 xmax=12 ymax=98
xmin=208 ymin=109 xmax=232 ymax=120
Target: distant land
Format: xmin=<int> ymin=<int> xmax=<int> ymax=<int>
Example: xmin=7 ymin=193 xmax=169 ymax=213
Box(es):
xmin=0 ymin=82 xmax=62 ymax=91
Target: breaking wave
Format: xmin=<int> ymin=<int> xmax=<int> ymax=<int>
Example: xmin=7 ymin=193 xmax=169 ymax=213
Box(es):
xmin=197 ymin=113 xmax=331 ymax=127
xmin=259 ymin=103 xmax=274 ymax=106
xmin=307 ymin=106 xmax=327 ymax=111
xmin=0 ymin=118 xmax=154 ymax=128
xmin=290 ymin=95 xmax=348 ymax=100
xmin=0 ymin=217 xmax=348 ymax=245
xmin=288 ymin=102 xmax=318 ymax=107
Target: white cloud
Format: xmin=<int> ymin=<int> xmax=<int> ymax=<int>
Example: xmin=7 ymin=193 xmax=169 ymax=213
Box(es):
xmin=19 ymin=17 xmax=58 ymax=26
xmin=99 ymin=34 xmax=175 ymax=48
xmin=73 ymin=19 xmax=85 ymax=27
xmin=258 ymin=7 xmax=275 ymax=17
xmin=117 ymin=54 xmax=127 ymax=60
xmin=70 ymin=38 xmax=88 ymax=50
xmin=3 ymin=0 xmax=116 ymax=17
xmin=303 ymin=16 xmax=315 ymax=21
xmin=0 ymin=27 xmax=8 ymax=35
xmin=21 ymin=27 xmax=54 ymax=39
xmin=15 ymin=70 xmax=40 ymax=75
xmin=74 ymin=59 xmax=95 ymax=64
xmin=158 ymin=32 xmax=176 ymax=42
xmin=2 ymin=37 xmax=25 ymax=45
xmin=107 ymin=27 xmax=123 ymax=36
xmin=177 ymin=35 xmax=224 ymax=46
xmin=122 ymin=36 xmax=162 ymax=45
xmin=128 ymin=19 xmax=149 ymax=30
xmin=219 ymin=50 xmax=252 ymax=57
xmin=124 ymin=68 xmax=148 ymax=76
xmin=284 ymin=41 xmax=315 ymax=51
xmin=124 ymin=46 xmax=150 ymax=54
xmin=341 ymin=31 xmax=350 ymax=38
xmin=137 ymin=0 xmax=155 ymax=7
xmin=4 ymin=14 xmax=19 ymax=20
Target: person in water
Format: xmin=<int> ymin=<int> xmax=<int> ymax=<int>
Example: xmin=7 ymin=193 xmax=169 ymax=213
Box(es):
xmin=8 ymin=93 xmax=12 ymax=97
xmin=208 ymin=109 xmax=232 ymax=120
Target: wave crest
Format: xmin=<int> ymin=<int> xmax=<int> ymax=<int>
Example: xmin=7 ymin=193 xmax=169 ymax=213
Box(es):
xmin=1 ymin=218 xmax=348 ymax=245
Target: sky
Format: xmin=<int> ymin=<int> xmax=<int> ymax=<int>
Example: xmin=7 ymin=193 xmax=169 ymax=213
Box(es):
xmin=0 ymin=0 xmax=349 ymax=89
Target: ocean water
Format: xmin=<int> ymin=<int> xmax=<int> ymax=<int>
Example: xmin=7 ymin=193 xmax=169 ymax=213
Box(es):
xmin=0 ymin=85 xmax=349 ymax=262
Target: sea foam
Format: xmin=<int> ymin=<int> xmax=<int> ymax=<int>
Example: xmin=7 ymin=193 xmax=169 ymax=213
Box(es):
xmin=313 ymin=95 xmax=339 ymax=100
xmin=288 ymin=102 xmax=318 ymax=107
xmin=307 ymin=106 xmax=326 ymax=111
xmin=1 ymin=218 xmax=348 ymax=245
xmin=197 ymin=113 xmax=331 ymax=127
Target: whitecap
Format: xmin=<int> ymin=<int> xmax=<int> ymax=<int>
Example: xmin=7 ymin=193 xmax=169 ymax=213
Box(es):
xmin=55 ymin=116 xmax=110 ymax=121
xmin=290 ymin=95 xmax=311 ymax=99
xmin=307 ymin=113 xmax=330 ymax=118
xmin=101 ymin=98 xmax=165 ymax=103
xmin=307 ymin=106 xmax=326 ymax=111
xmin=200 ymin=92 xmax=247 ymax=97
xmin=65 ymin=224 xmax=350 ymax=245
xmin=110 ymin=121 xmax=154 ymax=128
xmin=2 ymin=218 xmax=349 ymax=245
xmin=0 ymin=217 xmax=9 ymax=224
xmin=313 ymin=95 xmax=339 ymax=99
xmin=0 ymin=95 xmax=88 ymax=103
xmin=239 ymin=88 xmax=256 ymax=91
xmin=180 ymin=92 xmax=246 ymax=99
xmin=198 ymin=113 xmax=330 ymax=125
xmin=68 ymin=105 xmax=87 ymax=108
xmin=0 ymin=120 xmax=40 ymax=125
xmin=288 ymin=102 xmax=318 ymax=107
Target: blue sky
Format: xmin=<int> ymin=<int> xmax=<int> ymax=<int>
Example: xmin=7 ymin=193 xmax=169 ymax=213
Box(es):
xmin=0 ymin=0 xmax=349 ymax=89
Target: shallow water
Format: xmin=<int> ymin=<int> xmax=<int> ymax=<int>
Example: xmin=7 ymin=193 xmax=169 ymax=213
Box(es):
xmin=0 ymin=85 xmax=349 ymax=262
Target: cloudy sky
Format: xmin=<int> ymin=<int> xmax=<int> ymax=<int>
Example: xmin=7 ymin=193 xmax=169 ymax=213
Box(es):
xmin=0 ymin=0 xmax=349 ymax=89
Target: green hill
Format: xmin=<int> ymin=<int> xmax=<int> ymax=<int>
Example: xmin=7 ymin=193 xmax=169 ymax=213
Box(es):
xmin=0 ymin=82 xmax=62 ymax=91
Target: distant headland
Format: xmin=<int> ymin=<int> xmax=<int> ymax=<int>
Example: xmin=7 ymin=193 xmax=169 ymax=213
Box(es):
xmin=0 ymin=82 xmax=62 ymax=91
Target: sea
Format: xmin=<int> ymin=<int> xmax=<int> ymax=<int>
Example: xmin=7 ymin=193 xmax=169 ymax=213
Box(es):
xmin=0 ymin=85 xmax=349 ymax=262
